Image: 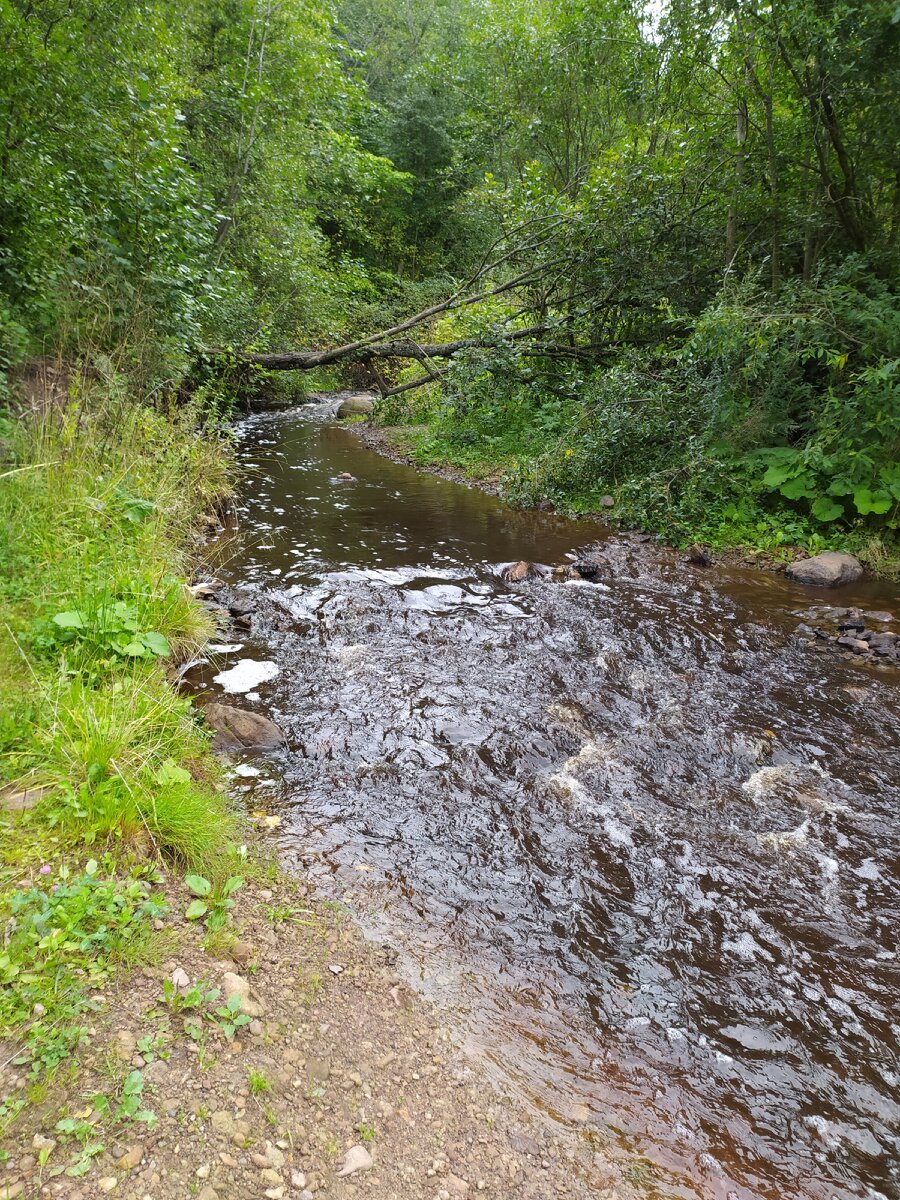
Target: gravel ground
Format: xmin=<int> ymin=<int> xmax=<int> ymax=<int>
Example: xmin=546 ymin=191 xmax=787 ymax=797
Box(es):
xmin=1 ymin=871 xmax=641 ymax=1200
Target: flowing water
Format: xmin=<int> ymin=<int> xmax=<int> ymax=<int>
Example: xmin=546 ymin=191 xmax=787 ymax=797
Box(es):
xmin=190 ymin=402 xmax=900 ymax=1200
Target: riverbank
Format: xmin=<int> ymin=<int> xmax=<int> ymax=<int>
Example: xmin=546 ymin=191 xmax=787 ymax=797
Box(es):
xmin=0 ymin=375 xmax=629 ymax=1198
xmin=351 ymin=422 xmax=820 ymax=577
xmin=0 ymin=863 xmax=611 ymax=1200
xmin=353 ymin=419 xmax=900 ymax=580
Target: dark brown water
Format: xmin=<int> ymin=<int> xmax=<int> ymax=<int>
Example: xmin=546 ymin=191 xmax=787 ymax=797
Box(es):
xmin=193 ymin=404 xmax=900 ymax=1200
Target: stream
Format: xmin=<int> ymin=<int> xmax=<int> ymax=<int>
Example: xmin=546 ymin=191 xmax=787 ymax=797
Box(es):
xmin=188 ymin=401 xmax=900 ymax=1200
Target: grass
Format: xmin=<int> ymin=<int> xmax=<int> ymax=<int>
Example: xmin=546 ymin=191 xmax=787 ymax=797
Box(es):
xmin=0 ymin=359 xmax=245 ymax=1106
xmin=247 ymin=1067 xmax=273 ymax=1096
xmin=0 ymin=363 xmax=239 ymax=865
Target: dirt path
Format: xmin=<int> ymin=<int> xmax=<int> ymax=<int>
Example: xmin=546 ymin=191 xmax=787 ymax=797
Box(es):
xmin=1 ymin=869 xmax=638 ymax=1200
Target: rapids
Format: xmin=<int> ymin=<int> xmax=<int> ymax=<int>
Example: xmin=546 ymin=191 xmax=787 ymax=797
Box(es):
xmin=189 ymin=402 xmax=900 ymax=1200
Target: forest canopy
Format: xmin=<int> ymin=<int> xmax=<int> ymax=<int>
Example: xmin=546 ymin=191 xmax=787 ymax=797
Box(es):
xmin=1 ymin=0 xmax=898 ymax=561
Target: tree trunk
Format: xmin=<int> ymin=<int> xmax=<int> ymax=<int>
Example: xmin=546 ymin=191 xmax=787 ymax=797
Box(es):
xmin=725 ymin=93 xmax=748 ymax=271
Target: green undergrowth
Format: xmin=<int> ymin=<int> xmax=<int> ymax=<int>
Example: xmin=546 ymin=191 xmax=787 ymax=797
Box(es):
xmin=374 ymin=273 xmax=900 ymax=575
xmin=0 ymin=361 xmax=250 ymax=1113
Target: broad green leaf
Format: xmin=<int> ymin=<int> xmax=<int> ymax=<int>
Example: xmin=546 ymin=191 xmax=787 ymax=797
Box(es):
xmin=122 ymin=1070 xmax=144 ymax=1096
xmin=156 ymin=759 xmax=191 ymax=787
xmin=853 ymin=487 xmax=892 ymax=515
xmin=762 ymin=464 xmax=792 ymax=487
xmin=185 ymin=874 xmax=211 ymax=897
xmin=880 ymin=463 xmax=900 ymax=500
xmin=53 ymin=611 xmax=85 ymax=629
xmin=185 ymin=899 xmax=209 ymax=920
xmin=779 ymin=474 xmax=815 ymax=500
xmin=120 ymin=641 xmax=149 ymax=657
xmin=142 ymin=631 xmax=171 ymax=657
xmin=811 ymin=496 xmax=843 ymax=522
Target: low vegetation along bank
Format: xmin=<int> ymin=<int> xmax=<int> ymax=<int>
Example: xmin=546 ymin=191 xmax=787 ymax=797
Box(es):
xmin=366 ymin=273 xmax=900 ymax=579
xmin=0 ymin=364 xmax=239 ymax=1126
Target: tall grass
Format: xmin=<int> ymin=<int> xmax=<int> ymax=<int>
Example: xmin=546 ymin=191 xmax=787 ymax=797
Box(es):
xmin=0 ymin=361 xmax=239 ymax=868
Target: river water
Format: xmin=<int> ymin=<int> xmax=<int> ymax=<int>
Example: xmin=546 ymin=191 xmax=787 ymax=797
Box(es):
xmin=191 ymin=403 xmax=900 ymax=1200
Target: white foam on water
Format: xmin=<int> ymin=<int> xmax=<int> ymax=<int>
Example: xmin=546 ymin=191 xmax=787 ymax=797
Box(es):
xmin=330 ymin=643 xmax=369 ymax=666
xmin=213 ymin=659 xmax=279 ymax=694
xmin=758 ymin=818 xmax=811 ymax=853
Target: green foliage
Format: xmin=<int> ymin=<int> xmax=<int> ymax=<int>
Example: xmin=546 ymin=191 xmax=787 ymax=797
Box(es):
xmin=81 ymin=1068 xmax=157 ymax=1128
xmin=0 ymin=373 xmax=241 ymax=865
xmin=46 ymin=602 xmax=171 ymax=666
xmin=158 ymin=979 xmax=251 ymax=1041
xmin=247 ymin=1067 xmax=273 ymax=1095
xmin=183 ymin=873 xmax=244 ymax=928
xmin=0 ymin=862 xmax=165 ymax=1078
xmin=390 ymin=271 xmax=898 ymax=570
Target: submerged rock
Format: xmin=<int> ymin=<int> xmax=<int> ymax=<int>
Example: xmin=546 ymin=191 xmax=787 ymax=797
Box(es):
xmin=503 ymin=560 xmax=536 ymax=582
xmin=785 ymin=551 xmax=863 ymax=588
xmin=336 ymin=393 xmax=375 ymax=418
xmin=205 ymin=703 xmax=284 ymax=752
xmin=572 ymin=559 xmax=602 ymax=581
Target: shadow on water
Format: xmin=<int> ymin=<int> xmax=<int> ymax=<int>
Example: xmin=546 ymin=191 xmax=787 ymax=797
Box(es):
xmin=188 ymin=404 xmax=900 ymax=1200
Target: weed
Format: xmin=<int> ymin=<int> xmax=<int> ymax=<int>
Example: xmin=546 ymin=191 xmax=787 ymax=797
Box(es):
xmin=183 ymin=872 xmax=244 ymax=929
xmin=358 ymin=1120 xmax=377 ymax=1145
xmin=0 ymin=861 xmax=165 ymax=1078
xmin=160 ymin=979 xmax=218 ymax=1014
xmin=265 ymin=903 xmax=314 ymax=926
xmin=300 ymin=971 xmax=323 ymax=1006
xmin=212 ymin=993 xmax=251 ymax=1041
xmin=202 ymin=924 xmax=237 ymax=958
xmin=136 ymin=1031 xmax=169 ymax=1062
xmin=247 ymin=1067 xmax=273 ymax=1096
xmin=85 ymin=1068 xmax=157 ymax=1127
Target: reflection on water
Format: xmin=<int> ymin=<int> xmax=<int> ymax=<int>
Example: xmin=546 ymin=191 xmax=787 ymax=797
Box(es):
xmin=193 ymin=405 xmax=900 ymax=1200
